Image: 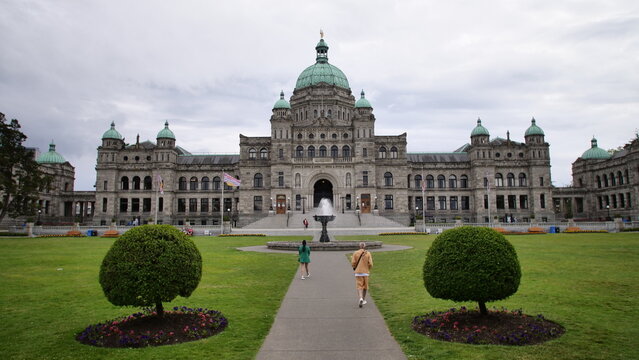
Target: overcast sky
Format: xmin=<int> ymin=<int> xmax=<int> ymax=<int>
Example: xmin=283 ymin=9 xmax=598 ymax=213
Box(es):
xmin=2 ymin=0 xmax=638 ymax=190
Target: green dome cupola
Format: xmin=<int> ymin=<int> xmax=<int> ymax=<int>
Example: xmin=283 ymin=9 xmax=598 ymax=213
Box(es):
xmin=102 ymin=122 xmax=123 ymax=140
xmin=157 ymin=121 xmax=176 ymax=139
xmin=295 ymin=36 xmax=350 ymax=90
xmin=355 ymin=90 xmax=372 ymax=108
xmin=470 ymin=118 xmax=490 ymax=137
xmin=581 ymin=137 xmax=611 ymax=160
xmin=525 ymin=117 xmax=545 ymax=136
xmin=273 ymin=91 xmax=291 ymax=109
xmin=36 ymin=142 xmax=66 ymax=164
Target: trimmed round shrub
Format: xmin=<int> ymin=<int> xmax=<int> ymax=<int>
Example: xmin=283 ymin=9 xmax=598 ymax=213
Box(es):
xmin=99 ymin=224 xmax=202 ymax=316
xmin=423 ymin=226 xmax=521 ymax=314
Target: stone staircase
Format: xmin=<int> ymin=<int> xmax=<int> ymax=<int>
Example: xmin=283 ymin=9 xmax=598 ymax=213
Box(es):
xmin=241 ymin=209 xmax=405 ymax=230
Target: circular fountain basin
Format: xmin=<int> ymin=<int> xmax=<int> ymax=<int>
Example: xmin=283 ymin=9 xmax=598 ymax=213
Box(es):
xmin=266 ymin=241 xmax=383 ymax=251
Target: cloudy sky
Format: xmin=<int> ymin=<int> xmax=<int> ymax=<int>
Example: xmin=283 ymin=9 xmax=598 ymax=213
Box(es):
xmin=2 ymin=0 xmax=638 ymax=190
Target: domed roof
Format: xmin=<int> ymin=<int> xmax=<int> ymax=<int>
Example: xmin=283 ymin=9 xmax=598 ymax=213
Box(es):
xmin=157 ymin=121 xmax=175 ymax=139
xmin=273 ymin=91 xmax=291 ymax=109
xmin=36 ymin=142 xmax=66 ymax=164
xmin=470 ymin=118 xmax=490 ymax=137
xmin=525 ymin=118 xmax=545 ymax=136
xmin=295 ymin=38 xmax=350 ymax=90
xmin=102 ymin=122 xmax=123 ymax=140
xmin=355 ymin=90 xmax=372 ymax=108
xmin=581 ymin=137 xmax=611 ymax=160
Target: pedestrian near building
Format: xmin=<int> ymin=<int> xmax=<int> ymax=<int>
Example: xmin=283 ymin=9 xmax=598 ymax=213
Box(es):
xmin=351 ymin=242 xmax=373 ymax=307
xmin=303 ymin=218 xmax=309 ymax=229
xmin=298 ymin=239 xmax=311 ymax=279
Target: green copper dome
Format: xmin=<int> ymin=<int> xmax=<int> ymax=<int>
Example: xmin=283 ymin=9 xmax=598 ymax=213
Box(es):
xmin=470 ymin=118 xmax=490 ymax=137
xmin=355 ymin=90 xmax=372 ymax=108
xmin=295 ymin=38 xmax=350 ymax=90
xmin=581 ymin=137 xmax=611 ymax=160
xmin=273 ymin=91 xmax=291 ymax=109
xmin=36 ymin=142 xmax=66 ymax=164
xmin=102 ymin=122 xmax=123 ymax=140
xmin=157 ymin=121 xmax=176 ymax=139
xmin=525 ymin=118 xmax=545 ymax=136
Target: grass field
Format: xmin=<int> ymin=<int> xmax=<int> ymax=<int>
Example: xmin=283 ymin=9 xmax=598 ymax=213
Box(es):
xmin=1 ymin=232 xmax=637 ymax=359
xmin=340 ymin=232 xmax=639 ymax=360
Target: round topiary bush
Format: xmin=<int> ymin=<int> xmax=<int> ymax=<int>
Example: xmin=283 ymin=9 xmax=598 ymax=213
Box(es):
xmin=423 ymin=226 xmax=521 ymax=315
xmin=99 ymin=224 xmax=202 ymax=316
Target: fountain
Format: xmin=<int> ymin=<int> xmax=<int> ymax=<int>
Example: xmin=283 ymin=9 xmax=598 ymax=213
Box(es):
xmin=313 ymin=198 xmax=336 ymax=242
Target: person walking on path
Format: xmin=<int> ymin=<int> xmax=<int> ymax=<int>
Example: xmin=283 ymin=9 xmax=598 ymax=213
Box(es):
xmin=351 ymin=242 xmax=373 ymax=308
xmin=303 ymin=218 xmax=309 ymax=229
xmin=298 ymin=240 xmax=311 ymax=279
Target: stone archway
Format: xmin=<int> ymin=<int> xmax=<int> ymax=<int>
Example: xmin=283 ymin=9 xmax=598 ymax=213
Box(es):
xmin=313 ymin=179 xmax=334 ymax=207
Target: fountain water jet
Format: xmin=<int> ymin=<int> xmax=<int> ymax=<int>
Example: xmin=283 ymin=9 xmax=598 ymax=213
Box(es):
xmin=313 ymin=198 xmax=335 ymax=242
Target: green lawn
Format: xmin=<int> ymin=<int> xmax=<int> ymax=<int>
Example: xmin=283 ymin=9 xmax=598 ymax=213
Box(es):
xmin=339 ymin=233 xmax=639 ymax=360
xmin=0 ymin=235 xmax=309 ymax=360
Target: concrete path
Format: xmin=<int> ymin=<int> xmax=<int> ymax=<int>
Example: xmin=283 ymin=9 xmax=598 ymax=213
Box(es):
xmin=252 ymin=248 xmax=408 ymax=360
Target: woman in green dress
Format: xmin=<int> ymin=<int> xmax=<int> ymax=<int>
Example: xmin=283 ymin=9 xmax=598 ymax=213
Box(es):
xmin=298 ymin=240 xmax=311 ymax=279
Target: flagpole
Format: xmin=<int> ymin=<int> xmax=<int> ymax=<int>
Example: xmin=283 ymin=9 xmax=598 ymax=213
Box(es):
xmin=221 ymin=171 xmax=224 ymax=235
xmin=154 ymin=180 xmax=159 ymax=224
xmin=421 ymin=165 xmax=425 ymax=233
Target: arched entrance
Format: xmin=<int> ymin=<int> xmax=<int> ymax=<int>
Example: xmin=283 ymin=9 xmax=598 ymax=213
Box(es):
xmin=313 ymin=179 xmax=333 ymax=207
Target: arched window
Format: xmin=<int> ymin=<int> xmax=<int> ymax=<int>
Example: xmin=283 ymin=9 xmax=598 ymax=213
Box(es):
xmin=309 ymin=133 xmax=314 ymax=139
xmin=212 ymin=176 xmax=221 ymax=190
xmin=314 ymin=109 xmax=318 ymax=118
xmin=260 ymin=148 xmax=268 ymax=159
xmin=507 ymin=173 xmax=515 ymax=187
xmin=254 ymin=173 xmax=263 ymax=188
xmin=495 ymin=173 xmax=504 ymax=187
xmin=190 ymin=177 xmax=198 ymax=190
xmin=132 ymin=176 xmax=141 ymax=190
xmin=143 ymin=176 xmax=152 ymax=190
xmin=342 ymin=145 xmax=350 ymax=158
xmin=296 ymin=146 xmax=304 ymax=158
xmin=295 ymin=173 xmax=301 ymax=187
xmin=610 ymin=172 xmax=616 ymax=186
xmin=307 ymin=145 xmax=315 ymax=158
xmin=426 ymin=175 xmax=434 ymax=188
xmin=518 ymin=173 xmax=527 ymax=187
xmin=484 ymin=177 xmax=489 ymax=187
xmin=297 ymin=133 xmax=303 ymax=139
xmin=617 ymin=171 xmax=624 ymax=185
xmin=201 ymin=177 xmax=210 ymax=190
xmin=449 ymin=175 xmax=457 ymax=188
xmin=624 ymin=169 xmax=629 ymax=184
xmin=278 ymin=148 xmax=284 ymax=159
xmin=331 ymin=145 xmax=338 ymax=158
xmin=407 ymin=174 xmax=412 ymax=188
xmin=414 ymin=174 xmax=422 ymax=189
xmin=390 ymin=146 xmax=398 ymax=159
xmin=327 ymin=109 xmax=332 ymax=117
xmin=596 ymin=175 xmax=602 ymax=188
xmin=248 ymin=148 xmax=256 ymax=159
xmin=178 ymin=177 xmax=187 ymax=190
xmin=121 ymin=176 xmax=129 ymax=190
xmin=603 ymin=174 xmax=609 ymax=187
xmin=319 ymin=145 xmax=327 ymax=157
xmin=346 ymin=173 xmax=351 ymax=187
xmin=384 ymin=172 xmax=393 ymax=186
xmin=379 ymin=147 xmax=387 ymax=159
xmin=460 ymin=175 xmax=468 ymax=188
xmin=437 ymin=175 xmax=446 ymax=188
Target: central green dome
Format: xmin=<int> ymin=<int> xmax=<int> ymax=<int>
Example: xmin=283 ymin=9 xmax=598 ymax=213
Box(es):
xmin=470 ymin=118 xmax=490 ymax=137
xmin=295 ymin=38 xmax=350 ymax=90
xmin=157 ymin=121 xmax=175 ymax=139
xmin=581 ymin=137 xmax=611 ymax=160
xmin=36 ymin=142 xmax=66 ymax=164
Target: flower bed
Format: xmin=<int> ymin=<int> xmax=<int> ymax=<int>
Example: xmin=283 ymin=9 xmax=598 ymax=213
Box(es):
xmin=101 ymin=230 xmax=119 ymax=238
xmin=412 ymin=307 xmax=564 ymax=345
xmin=563 ymin=227 xmax=607 ymax=233
xmin=218 ymin=233 xmax=266 ymax=237
xmin=39 ymin=234 xmax=86 ymax=238
xmin=527 ymin=227 xmax=546 ymax=234
xmin=66 ymin=230 xmax=84 ymax=236
xmin=76 ymin=307 xmax=228 ymax=348
xmin=379 ymin=232 xmax=429 ymax=236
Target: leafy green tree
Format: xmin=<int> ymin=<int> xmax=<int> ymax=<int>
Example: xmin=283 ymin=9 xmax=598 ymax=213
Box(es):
xmin=423 ymin=226 xmax=521 ymax=315
xmin=0 ymin=114 xmax=50 ymax=223
xmin=99 ymin=225 xmax=202 ymax=317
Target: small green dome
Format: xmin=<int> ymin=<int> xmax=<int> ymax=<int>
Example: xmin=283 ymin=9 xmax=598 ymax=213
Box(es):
xmin=525 ymin=118 xmax=545 ymax=136
xmin=295 ymin=38 xmax=350 ymax=90
xmin=102 ymin=122 xmax=123 ymax=140
xmin=36 ymin=142 xmax=66 ymax=164
xmin=470 ymin=118 xmax=490 ymax=137
xmin=355 ymin=90 xmax=372 ymax=108
xmin=273 ymin=91 xmax=291 ymax=109
xmin=581 ymin=137 xmax=611 ymax=160
xmin=157 ymin=121 xmax=175 ymax=139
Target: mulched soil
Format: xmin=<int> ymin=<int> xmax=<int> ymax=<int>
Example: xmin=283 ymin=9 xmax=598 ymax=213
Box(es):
xmin=76 ymin=309 xmax=227 ymax=348
xmin=412 ymin=308 xmax=565 ymax=345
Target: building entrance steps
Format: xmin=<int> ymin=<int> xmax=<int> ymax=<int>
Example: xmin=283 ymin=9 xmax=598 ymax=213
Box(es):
xmin=241 ymin=210 xmax=406 ymax=230
xmin=254 ymin=250 xmax=407 ymax=360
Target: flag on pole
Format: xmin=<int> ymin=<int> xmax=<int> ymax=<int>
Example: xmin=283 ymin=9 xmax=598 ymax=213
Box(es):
xmin=223 ymin=172 xmax=241 ymax=187
xmin=157 ymin=175 xmax=164 ymax=194
xmin=421 ymin=178 xmax=426 ymax=192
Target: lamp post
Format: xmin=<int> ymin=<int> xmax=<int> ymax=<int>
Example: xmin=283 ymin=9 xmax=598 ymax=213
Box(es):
xmin=356 ymin=196 xmax=360 ymax=210
xmin=270 ymin=197 xmax=273 ymax=211
xmin=341 ymin=197 xmax=345 ymax=213
xmin=302 ymin=197 xmax=306 ymax=214
xmin=37 ymin=209 xmax=42 ymax=225
xmin=606 ymin=204 xmax=610 ymax=220
xmin=374 ymin=196 xmax=378 ymax=210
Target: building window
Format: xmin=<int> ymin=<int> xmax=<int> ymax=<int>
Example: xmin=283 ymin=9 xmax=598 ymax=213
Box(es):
xmin=461 ymin=196 xmax=470 ymax=210
xmin=612 ymin=194 xmax=617 ymax=208
xmin=212 ymin=177 xmax=220 ymax=190
xmin=627 ymin=193 xmax=632 ymax=208
xmin=102 ymin=198 xmax=107 ymax=212
xmin=449 ymin=175 xmax=457 ymax=188
xmin=158 ymin=197 xmax=163 ymax=212
xmin=414 ymin=175 xmax=422 ymax=189
xmin=426 ymin=175 xmax=434 ymax=188
xmin=307 ymin=146 xmax=315 ymax=158
xmin=363 ymin=171 xmax=369 ymax=186
xmin=201 ymin=198 xmax=209 ymax=212
xmin=484 ymin=195 xmax=489 ymax=209
xmin=610 ymin=172 xmax=616 ymax=186
xmin=254 ymin=196 xmax=263 ymax=211
xmin=390 ymin=147 xmax=398 ymax=159
xmin=278 ymin=148 xmax=284 ymax=159
xmin=539 ymin=176 xmax=544 ymax=186
xmin=519 ymin=195 xmax=528 ymax=209
xmin=295 ymin=173 xmax=301 ymax=187
xmin=199 ymin=177 xmax=209 ymax=190
xmin=319 ymin=146 xmax=327 ymax=157
xmin=598 ymin=196 xmax=603 ymax=210
xmin=596 ymin=175 xmax=601 ymax=188
xmin=260 ymin=148 xmax=268 ymax=159
xmin=189 ymin=198 xmax=197 ymax=212
xmin=620 ymin=193 xmax=626 ymax=208
xmin=121 ymin=176 xmax=129 ymax=190
xmin=508 ymin=195 xmax=517 ymax=209
xmin=278 ymin=172 xmax=284 ymax=187
xmin=519 ymin=173 xmax=527 ymax=187
xmin=212 ymin=198 xmax=220 ymax=212
xmin=296 ymin=146 xmax=304 ymax=158
xmin=342 ymin=145 xmax=350 ymax=158
xmin=384 ymin=195 xmax=393 ymax=209
xmin=427 ymin=196 xmax=435 ymax=210
xmin=132 ymin=176 xmax=141 ymax=190
xmin=495 ymin=173 xmax=504 ymax=187
xmin=507 ymin=173 xmax=515 ymax=187
xmin=103 ymin=180 xmax=108 ymax=191
xmin=190 ymin=177 xmax=198 ymax=190
xmin=450 ymin=196 xmax=458 ymax=210
xmin=119 ymin=198 xmax=128 ymax=212
xmin=437 ymin=175 xmax=446 ymax=188
xmin=378 ymin=147 xmax=387 ymax=159
xmin=331 ymin=145 xmax=338 ymax=158
xmin=179 ymin=177 xmax=187 ymax=190
xmin=460 ymin=175 xmax=468 ymax=188
xmin=540 ymin=194 xmax=546 ymax=208
xmin=438 ymin=196 xmax=447 ymax=210
xmin=384 ymin=172 xmax=393 ymax=186
xmin=143 ymin=198 xmax=151 ymax=212
xmin=496 ymin=195 xmax=505 ymax=209
xmin=177 ymin=199 xmax=186 ymax=212
xmin=144 ymin=176 xmax=152 ymax=190
xmin=415 ymin=196 xmax=423 ymax=210
xmin=346 ymin=173 xmax=351 ymax=187
xmin=363 ymin=148 xmax=367 ymax=157
xmin=254 ymin=173 xmax=263 ymax=188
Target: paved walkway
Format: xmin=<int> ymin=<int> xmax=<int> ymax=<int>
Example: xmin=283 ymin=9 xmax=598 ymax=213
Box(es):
xmin=242 ymin=246 xmax=408 ymax=360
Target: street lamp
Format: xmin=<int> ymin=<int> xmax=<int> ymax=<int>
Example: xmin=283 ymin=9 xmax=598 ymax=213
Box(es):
xmin=606 ymin=204 xmax=610 ymax=220
xmin=356 ymin=196 xmax=360 ymax=210
xmin=374 ymin=196 xmax=378 ymax=210
xmin=37 ymin=209 xmax=42 ymax=225
xmin=341 ymin=197 xmax=345 ymax=213
xmin=270 ymin=197 xmax=273 ymax=211
xmin=302 ymin=197 xmax=306 ymax=214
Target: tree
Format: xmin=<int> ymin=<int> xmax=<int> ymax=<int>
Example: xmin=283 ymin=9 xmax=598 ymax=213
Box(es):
xmin=423 ymin=226 xmax=521 ymax=315
xmin=99 ymin=225 xmax=202 ymax=317
xmin=0 ymin=114 xmax=50 ymax=223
